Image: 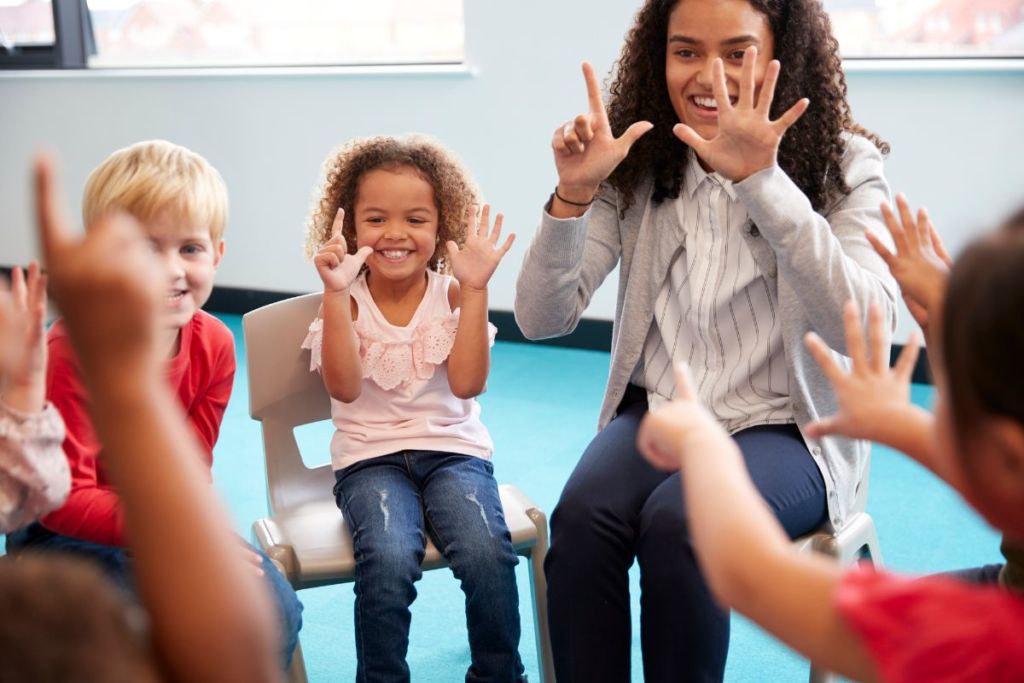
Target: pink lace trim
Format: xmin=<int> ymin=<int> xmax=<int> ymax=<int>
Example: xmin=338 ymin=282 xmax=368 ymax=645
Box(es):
xmin=301 ymin=311 xmax=497 ymax=391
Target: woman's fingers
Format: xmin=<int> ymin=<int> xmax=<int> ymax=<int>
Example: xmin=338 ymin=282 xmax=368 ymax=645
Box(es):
xmin=738 ymin=47 xmax=757 ymax=109
xmin=573 ymin=113 xmax=595 ymax=145
xmin=615 ymin=120 xmax=655 ymax=157
xmin=673 ymin=123 xmax=711 ymax=158
xmin=582 ymin=61 xmax=607 ymax=123
xmin=772 ymin=97 xmax=809 ymax=134
xmin=711 ymin=58 xmax=733 ymax=114
xmin=756 ymin=59 xmax=780 ymax=116
xmin=562 ymin=121 xmax=584 ymax=153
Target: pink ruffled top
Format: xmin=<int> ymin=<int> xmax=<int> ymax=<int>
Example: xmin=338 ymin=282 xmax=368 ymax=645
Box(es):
xmin=302 ymin=269 xmax=496 ymax=471
xmin=0 ymin=400 xmax=70 ymax=533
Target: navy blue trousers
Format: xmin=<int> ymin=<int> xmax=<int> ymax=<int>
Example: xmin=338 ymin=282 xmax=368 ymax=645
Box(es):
xmin=545 ymin=386 xmax=827 ymax=682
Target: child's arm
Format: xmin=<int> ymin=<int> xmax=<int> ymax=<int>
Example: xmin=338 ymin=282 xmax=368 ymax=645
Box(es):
xmin=184 ymin=328 xmax=235 ymax=464
xmin=35 ymin=155 xmax=281 ymax=683
xmin=315 ymin=209 xmax=371 ymax=403
xmin=0 ymin=263 xmax=47 ymax=414
xmin=804 ymin=301 xmax=960 ymax=490
xmin=446 ymin=205 xmax=515 ymax=398
xmin=0 ymin=265 xmax=70 ymax=532
xmin=866 ymin=194 xmax=952 ymax=346
xmin=637 ymin=365 xmax=880 ymax=683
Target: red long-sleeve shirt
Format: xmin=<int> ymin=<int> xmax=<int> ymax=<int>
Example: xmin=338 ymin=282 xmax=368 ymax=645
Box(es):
xmin=40 ymin=311 xmax=235 ymax=546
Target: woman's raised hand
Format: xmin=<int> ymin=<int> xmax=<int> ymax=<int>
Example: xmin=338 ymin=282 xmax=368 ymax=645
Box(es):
xmin=673 ymin=47 xmax=808 ymax=182
xmin=552 ymin=62 xmax=654 ymax=203
xmin=868 ymin=194 xmax=952 ymax=332
xmin=314 ymin=208 xmax=373 ymax=294
xmin=447 ymin=205 xmax=515 ymax=291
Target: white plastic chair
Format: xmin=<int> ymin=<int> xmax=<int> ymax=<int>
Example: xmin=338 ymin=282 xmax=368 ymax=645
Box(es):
xmin=243 ymin=292 xmax=555 ymax=683
xmin=792 ymin=461 xmax=882 ymax=683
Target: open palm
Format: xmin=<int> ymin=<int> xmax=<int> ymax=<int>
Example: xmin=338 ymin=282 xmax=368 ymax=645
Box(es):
xmin=446 ymin=205 xmax=515 ymax=291
xmin=673 ymin=47 xmax=809 ymax=182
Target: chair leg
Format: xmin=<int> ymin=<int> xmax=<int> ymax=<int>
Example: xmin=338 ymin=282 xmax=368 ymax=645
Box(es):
xmin=287 ymin=639 xmax=309 ymax=683
xmin=526 ymin=507 xmax=555 ymax=683
xmin=808 ymin=514 xmax=882 ymax=683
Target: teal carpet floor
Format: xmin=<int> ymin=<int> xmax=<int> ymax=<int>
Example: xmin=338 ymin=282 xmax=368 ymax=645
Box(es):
xmin=9 ymin=312 xmax=1001 ymax=682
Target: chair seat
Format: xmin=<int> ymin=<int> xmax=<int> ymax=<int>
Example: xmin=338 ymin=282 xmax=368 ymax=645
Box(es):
xmin=253 ymin=483 xmax=542 ymax=590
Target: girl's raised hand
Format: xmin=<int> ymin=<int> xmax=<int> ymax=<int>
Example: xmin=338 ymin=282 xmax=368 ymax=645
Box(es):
xmin=552 ymin=62 xmax=654 ymax=203
xmin=673 ymin=47 xmax=809 ymax=182
xmin=446 ymin=205 xmax=515 ymax=291
xmin=0 ymin=262 xmax=48 ymax=412
xmin=314 ymin=208 xmax=373 ymax=294
xmin=637 ymin=363 xmax=729 ymax=472
xmin=804 ymin=300 xmax=919 ymax=441
xmin=868 ymin=195 xmax=951 ymax=331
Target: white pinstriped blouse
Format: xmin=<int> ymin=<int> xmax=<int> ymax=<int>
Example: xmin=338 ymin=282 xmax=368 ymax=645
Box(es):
xmin=632 ymin=153 xmax=793 ymax=433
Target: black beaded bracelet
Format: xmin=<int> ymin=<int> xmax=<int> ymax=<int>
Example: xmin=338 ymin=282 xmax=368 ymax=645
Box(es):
xmin=553 ymin=187 xmax=595 ymax=207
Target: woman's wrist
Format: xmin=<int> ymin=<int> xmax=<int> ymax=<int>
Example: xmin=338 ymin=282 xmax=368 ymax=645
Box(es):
xmin=555 ymin=182 xmax=597 ymax=205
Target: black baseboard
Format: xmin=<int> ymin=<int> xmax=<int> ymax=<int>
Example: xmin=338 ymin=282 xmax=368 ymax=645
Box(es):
xmin=204 ymin=284 xmax=934 ymax=385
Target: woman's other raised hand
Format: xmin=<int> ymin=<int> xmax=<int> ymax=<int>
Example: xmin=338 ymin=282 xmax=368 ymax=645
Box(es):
xmin=673 ymin=47 xmax=808 ymax=182
xmin=551 ymin=62 xmax=653 ymax=213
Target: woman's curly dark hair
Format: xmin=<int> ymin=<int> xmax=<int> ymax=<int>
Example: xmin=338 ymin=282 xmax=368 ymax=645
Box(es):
xmin=605 ymin=0 xmax=889 ymax=214
xmin=305 ymin=135 xmax=480 ymax=273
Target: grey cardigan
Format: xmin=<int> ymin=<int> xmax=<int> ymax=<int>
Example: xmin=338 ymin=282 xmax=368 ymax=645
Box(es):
xmin=514 ymin=135 xmax=897 ymax=530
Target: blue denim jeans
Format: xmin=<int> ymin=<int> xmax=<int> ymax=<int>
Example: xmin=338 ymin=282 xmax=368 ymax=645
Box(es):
xmin=334 ymin=450 xmax=525 ymax=683
xmin=6 ymin=523 xmax=304 ymax=668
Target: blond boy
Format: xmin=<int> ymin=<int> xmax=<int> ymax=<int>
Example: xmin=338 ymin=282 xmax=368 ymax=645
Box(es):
xmin=5 ymin=140 xmax=302 ymax=666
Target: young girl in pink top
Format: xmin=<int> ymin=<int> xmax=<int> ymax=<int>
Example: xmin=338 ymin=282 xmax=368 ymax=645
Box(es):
xmin=302 ymin=135 xmax=523 ymax=683
xmin=636 ymin=203 xmax=1024 ymax=682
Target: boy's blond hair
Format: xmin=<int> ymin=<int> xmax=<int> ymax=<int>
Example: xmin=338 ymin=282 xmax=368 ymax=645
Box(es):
xmin=83 ymin=140 xmax=229 ymax=243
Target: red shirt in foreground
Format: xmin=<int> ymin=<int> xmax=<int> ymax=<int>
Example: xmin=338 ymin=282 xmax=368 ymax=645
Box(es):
xmin=837 ymin=564 xmax=1024 ymax=682
xmin=40 ymin=311 xmax=235 ymax=546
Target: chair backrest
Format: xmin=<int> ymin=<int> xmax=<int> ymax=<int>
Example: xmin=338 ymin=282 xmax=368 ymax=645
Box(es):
xmin=243 ymin=292 xmax=334 ymax=516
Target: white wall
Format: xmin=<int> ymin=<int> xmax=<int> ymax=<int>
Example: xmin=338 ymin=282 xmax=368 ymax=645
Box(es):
xmin=3 ymin=2 xmax=1023 ymax=344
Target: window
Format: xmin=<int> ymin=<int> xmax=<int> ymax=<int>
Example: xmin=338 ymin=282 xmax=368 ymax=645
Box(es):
xmin=0 ymin=0 xmax=55 ymax=48
xmin=825 ymin=0 xmax=1024 ymax=59
xmin=1 ymin=0 xmax=464 ymax=69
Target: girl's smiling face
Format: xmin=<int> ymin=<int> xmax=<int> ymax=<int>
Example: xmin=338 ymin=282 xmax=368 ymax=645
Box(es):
xmin=353 ymin=166 xmax=439 ymax=286
xmin=664 ymin=0 xmax=774 ymax=141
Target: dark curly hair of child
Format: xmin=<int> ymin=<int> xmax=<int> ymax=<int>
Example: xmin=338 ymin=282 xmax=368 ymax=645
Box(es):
xmin=305 ymin=135 xmax=480 ymax=273
xmin=605 ymin=0 xmax=890 ymax=215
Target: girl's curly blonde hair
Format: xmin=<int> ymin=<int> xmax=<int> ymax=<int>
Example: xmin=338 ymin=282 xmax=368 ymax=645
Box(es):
xmin=305 ymin=135 xmax=480 ymax=273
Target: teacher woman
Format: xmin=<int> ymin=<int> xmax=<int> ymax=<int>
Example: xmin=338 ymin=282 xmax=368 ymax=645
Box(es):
xmin=514 ymin=0 xmax=897 ymax=680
